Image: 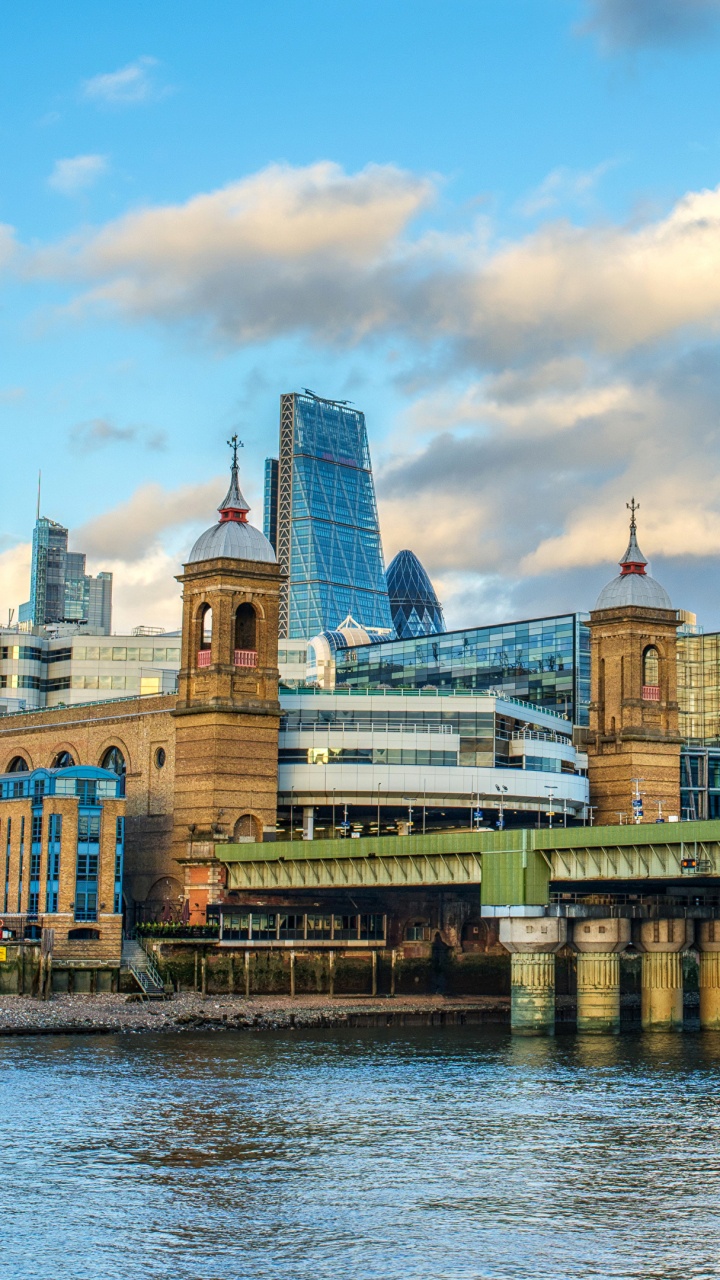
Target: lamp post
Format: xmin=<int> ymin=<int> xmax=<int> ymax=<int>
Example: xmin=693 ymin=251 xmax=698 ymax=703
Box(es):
xmin=545 ymin=785 xmax=557 ymax=830
xmin=402 ymin=796 xmax=415 ymax=836
xmin=377 ymin=782 xmax=382 ymax=837
xmin=495 ymin=784 xmax=508 ymax=830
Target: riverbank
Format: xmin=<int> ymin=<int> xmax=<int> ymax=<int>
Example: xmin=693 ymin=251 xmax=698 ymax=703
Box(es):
xmin=0 ymin=992 xmax=517 ymax=1035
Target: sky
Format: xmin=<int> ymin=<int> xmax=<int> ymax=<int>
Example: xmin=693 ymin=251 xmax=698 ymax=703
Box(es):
xmin=3 ymin=0 xmax=720 ymax=633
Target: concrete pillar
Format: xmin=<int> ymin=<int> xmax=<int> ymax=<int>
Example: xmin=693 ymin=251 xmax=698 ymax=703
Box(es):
xmin=302 ymin=807 xmax=314 ymax=841
xmin=573 ymin=918 xmax=630 ymax=1035
xmin=636 ymin=918 xmax=693 ymax=1031
xmin=499 ymin=918 xmax=567 ymax=1036
xmin=696 ymin=921 xmax=720 ymax=1030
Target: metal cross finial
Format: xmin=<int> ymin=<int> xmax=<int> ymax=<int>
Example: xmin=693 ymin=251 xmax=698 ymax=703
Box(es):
xmin=627 ymin=496 xmax=639 ymax=532
xmin=227 ymin=434 xmax=243 ymax=470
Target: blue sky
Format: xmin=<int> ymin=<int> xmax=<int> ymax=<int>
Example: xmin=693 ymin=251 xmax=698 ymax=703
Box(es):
xmin=3 ymin=0 xmax=720 ymax=630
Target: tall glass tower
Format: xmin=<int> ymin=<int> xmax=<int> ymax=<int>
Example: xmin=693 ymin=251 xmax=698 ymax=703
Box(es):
xmin=268 ymin=391 xmax=393 ymax=639
xmin=19 ymin=516 xmax=113 ymax=633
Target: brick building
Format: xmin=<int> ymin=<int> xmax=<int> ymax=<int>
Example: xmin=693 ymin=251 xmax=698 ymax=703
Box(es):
xmin=0 ymin=445 xmax=282 ymax=926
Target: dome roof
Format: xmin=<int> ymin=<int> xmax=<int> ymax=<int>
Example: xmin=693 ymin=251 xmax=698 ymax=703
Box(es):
xmin=593 ymin=500 xmax=673 ymax=612
xmin=386 ymin=549 xmax=445 ymax=639
xmin=187 ymin=434 xmax=276 ymax=565
xmin=594 ymin=572 xmax=673 ymax=611
xmin=188 ymin=519 xmax=276 ymax=564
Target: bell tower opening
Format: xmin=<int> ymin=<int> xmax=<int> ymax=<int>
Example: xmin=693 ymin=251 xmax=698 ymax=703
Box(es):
xmin=234 ymin=602 xmax=257 ymax=666
xmin=642 ymin=645 xmax=660 ymax=699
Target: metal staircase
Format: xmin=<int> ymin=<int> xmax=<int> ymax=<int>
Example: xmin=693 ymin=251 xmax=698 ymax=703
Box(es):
xmin=121 ymin=937 xmax=168 ymax=1000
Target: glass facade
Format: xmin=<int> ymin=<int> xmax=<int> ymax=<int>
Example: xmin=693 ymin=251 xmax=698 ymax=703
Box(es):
xmin=386 ymin=549 xmax=445 ymax=639
xmin=333 ymin=613 xmax=591 ymax=724
xmin=677 ymin=631 xmax=720 ymax=744
xmin=275 ymin=391 xmax=393 ymax=639
xmin=20 ymin=517 xmax=112 ymax=633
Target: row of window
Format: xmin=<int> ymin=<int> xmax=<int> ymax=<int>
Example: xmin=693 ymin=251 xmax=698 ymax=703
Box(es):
xmin=279 ymin=747 xmax=459 ymax=767
xmin=1 ymin=645 xmax=179 ymax=665
xmin=214 ymin=910 xmax=386 ymax=942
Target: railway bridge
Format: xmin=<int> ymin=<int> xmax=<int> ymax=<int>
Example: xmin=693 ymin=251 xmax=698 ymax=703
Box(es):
xmin=208 ymin=820 xmax=720 ymax=1036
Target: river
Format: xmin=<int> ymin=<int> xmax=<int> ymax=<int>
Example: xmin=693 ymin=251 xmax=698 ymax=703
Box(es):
xmin=2 ymin=1026 xmax=720 ymax=1280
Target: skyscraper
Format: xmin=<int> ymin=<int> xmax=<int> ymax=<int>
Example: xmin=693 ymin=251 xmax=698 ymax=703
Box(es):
xmin=19 ymin=516 xmax=113 ymax=633
xmin=266 ymin=391 xmax=393 ymax=639
xmin=386 ymin=549 xmax=445 ymax=639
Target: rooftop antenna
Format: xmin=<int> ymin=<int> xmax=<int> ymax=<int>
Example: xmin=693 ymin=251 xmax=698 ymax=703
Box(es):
xmin=36 ymin=470 xmax=41 ymax=521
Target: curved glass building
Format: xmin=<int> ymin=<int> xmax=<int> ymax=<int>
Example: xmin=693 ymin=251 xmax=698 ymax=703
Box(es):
xmin=386 ymin=549 xmax=445 ymax=639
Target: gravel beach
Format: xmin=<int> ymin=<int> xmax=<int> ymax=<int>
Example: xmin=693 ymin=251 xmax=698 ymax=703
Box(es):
xmin=0 ymin=992 xmax=512 ymax=1036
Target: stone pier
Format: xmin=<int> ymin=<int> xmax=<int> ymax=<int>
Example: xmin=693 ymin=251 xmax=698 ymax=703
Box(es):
xmin=636 ymin=919 xmax=693 ymax=1032
xmin=697 ymin=921 xmax=720 ymax=1031
xmin=572 ymin=918 xmax=630 ymax=1035
xmin=499 ymin=918 xmax=567 ymax=1036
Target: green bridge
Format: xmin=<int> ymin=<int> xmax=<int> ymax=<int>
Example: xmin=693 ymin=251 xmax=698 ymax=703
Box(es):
xmin=217 ymin=820 xmax=720 ymax=899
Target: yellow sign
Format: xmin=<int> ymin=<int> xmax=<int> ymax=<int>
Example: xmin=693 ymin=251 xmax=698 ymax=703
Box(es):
xmin=0 ymin=947 xmax=6 ymax=962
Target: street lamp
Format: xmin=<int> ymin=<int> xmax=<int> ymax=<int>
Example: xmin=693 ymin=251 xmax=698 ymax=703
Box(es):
xmin=377 ymin=782 xmax=382 ymax=837
xmin=495 ymin=784 xmax=509 ymax=830
xmin=545 ymin=785 xmax=557 ymax=829
xmin=402 ymin=796 xmax=415 ymax=836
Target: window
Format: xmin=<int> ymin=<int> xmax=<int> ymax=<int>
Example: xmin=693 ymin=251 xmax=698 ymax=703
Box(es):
xmin=101 ymin=746 xmax=126 ymax=795
xmin=78 ymin=813 xmax=101 ymax=842
xmin=68 ymin=927 xmax=99 ymax=941
xmin=52 ymin=751 xmax=75 ymax=768
xmin=643 ymin=646 xmax=660 ymax=688
xmin=6 ymin=756 xmax=29 ymax=773
xmin=198 ymin=604 xmax=212 ymax=650
xmin=154 ymin=747 xmax=166 ymax=769
xmin=234 ymin=603 xmax=257 ymax=652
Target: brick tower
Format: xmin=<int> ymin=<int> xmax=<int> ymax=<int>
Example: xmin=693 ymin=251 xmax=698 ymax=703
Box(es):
xmin=587 ymin=500 xmax=681 ymax=825
xmin=172 ymin=437 xmax=282 ymax=867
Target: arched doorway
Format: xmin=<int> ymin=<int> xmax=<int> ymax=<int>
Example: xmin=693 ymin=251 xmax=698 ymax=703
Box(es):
xmin=233 ymin=813 xmax=260 ymax=842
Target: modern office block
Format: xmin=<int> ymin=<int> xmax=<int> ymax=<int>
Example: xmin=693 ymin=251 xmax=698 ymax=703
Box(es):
xmin=331 ymin=613 xmax=591 ymax=724
xmin=20 ymin=516 xmax=113 ymax=633
xmin=386 ymin=549 xmax=445 ymax=638
xmin=271 ymin=390 xmax=393 ymax=639
xmin=263 ymin=457 xmax=279 ymax=554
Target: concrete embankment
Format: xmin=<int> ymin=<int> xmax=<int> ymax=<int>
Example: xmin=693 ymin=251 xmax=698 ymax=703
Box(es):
xmin=0 ymin=993 xmax=517 ymax=1037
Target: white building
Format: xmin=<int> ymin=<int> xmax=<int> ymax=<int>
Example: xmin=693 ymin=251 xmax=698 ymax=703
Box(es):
xmin=276 ymin=688 xmax=589 ymax=837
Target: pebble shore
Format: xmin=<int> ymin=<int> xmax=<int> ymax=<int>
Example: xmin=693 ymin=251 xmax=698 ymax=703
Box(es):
xmin=0 ymin=992 xmax=511 ymax=1036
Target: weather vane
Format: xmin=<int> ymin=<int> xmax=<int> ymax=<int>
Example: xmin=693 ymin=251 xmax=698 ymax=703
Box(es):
xmin=627 ymin=496 xmax=639 ymax=531
xmin=227 ymin=433 xmax=244 ymax=469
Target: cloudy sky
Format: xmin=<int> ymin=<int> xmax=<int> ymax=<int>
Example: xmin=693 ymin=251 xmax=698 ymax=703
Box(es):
xmin=3 ymin=0 xmax=720 ymax=632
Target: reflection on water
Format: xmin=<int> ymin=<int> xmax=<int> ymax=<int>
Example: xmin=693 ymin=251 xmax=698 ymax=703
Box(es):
xmin=2 ymin=1027 xmax=720 ymax=1280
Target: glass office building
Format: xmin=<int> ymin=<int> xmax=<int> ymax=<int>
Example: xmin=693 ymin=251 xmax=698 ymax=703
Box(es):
xmin=386 ymin=549 xmax=445 ymax=639
xmin=267 ymin=391 xmax=393 ymax=639
xmin=333 ymin=613 xmax=591 ymax=724
xmin=19 ymin=516 xmax=112 ymax=634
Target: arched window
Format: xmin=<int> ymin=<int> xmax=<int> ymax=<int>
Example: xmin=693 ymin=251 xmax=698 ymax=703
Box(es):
xmin=6 ymin=756 xmax=29 ymax=773
xmin=643 ymin=646 xmax=659 ymax=687
xmin=52 ymin=751 xmax=75 ymax=768
xmin=198 ymin=604 xmax=212 ymax=646
xmin=101 ymin=746 xmax=126 ymax=796
xmin=234 ymin=602 xmax=257 ymax=652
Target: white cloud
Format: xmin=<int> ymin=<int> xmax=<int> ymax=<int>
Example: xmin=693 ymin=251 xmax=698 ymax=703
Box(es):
xmin=0 ymin=543 xmax=31 ymax=621
xmin=81 ymin=56 xmax=160 ymax=105
xmin=48 ymin=154 xmax=108 ymax=196
xmin=518 ymin=162 xmax=616 ymax=217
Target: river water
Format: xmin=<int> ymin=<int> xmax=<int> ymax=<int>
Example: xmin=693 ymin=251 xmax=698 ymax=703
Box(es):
xmin=2 ymin=1026 xmax=720 ymax=1280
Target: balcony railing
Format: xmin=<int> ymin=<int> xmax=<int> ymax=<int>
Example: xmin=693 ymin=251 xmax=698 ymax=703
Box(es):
xmin=197 ymin=649 xmax=211 ymax=667
xmin=234 ymin=649 xmax=257 ymax=668
xmin=642 ymin=685 xmax=661 ymax=701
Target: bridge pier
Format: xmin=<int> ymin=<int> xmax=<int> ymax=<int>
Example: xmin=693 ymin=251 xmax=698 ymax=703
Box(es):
xmin=637 ymin=919 xmax=692 ymax=1032
xmin=697 ymin=922 xmax=720 ymax=1030
xmin=499 ymin=918 xmax=567 ymax=1036
xmin=573 ymin=919 xmax=630 ymax=1035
